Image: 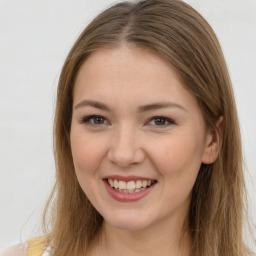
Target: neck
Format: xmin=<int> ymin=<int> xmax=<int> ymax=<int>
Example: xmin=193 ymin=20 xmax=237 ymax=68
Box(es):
xmin=93 ymin=215 xmax=192 ymax=256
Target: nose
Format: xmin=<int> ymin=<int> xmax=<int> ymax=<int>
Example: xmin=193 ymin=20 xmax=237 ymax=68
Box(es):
xmin=107 ymin=125 xmax=145 ymax=168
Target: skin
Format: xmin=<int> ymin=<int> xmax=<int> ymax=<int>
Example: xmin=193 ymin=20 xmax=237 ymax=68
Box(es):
xmin=70 ymin=44 xmax=221 ymax=256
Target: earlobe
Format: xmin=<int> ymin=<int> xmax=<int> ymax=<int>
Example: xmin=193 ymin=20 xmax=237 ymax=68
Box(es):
xmin=201 ymin=116 xmax=224 ymax=164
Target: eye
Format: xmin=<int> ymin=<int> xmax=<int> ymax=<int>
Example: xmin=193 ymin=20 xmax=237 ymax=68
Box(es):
xmin=81 ymin=115 xmax=108 ymax=125
xmin=148 ymin=116 xmax=175 ymax=126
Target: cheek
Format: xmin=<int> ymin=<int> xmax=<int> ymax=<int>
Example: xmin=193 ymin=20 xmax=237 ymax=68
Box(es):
xmin=146 ymin=131 xmax=205 ymax=214
xmin=70 ymin=131 xmax=109 ymax=204
xmin=70 ymin=131 xmax=106 ymax=177
xmin=147 ymin=130 xmax=204 ymax=179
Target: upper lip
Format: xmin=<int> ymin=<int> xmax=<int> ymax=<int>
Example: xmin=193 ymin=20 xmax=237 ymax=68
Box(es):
xmin=102 ymin=175 xmax=156 ymax=182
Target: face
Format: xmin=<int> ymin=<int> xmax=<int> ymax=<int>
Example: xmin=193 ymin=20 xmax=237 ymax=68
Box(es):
xmin=70 ymin=45 xmax=212 ymax=231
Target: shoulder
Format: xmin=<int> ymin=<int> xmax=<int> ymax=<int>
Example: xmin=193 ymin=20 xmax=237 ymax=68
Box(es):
xmin=0 ymin=236 xmax=49 ymax=256
xmin=0 ymin=243 xmax=28 ymax=256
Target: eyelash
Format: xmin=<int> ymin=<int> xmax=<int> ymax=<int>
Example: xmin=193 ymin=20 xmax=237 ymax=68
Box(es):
xmin=81 ymin=115 xmax=109 ymax=125
xmin=80 ymin=115 xmax=175 ymax=127
xmin=148 ymin=116 xmax=175 ymax=126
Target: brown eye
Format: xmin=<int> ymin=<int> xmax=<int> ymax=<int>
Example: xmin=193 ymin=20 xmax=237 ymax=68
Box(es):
xmin=81 ymin=115 xmax=108 ymax=125
xmin=92 ymin=116 xmax=105 ymax=124
xmin=148 ymin=116 xmax=174 ymax=127
xmin=154 ymin=118 xmax=167 ymax=125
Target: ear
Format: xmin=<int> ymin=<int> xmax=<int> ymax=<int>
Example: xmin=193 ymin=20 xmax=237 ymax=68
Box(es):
xmin=201 ymin=116 xmax=224 ymax=164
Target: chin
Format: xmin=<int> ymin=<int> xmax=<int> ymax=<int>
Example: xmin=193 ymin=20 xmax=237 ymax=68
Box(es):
xmin=106 ymin=219 xmax=150 ymax=231
xmin=103 ymin=210 xmax=155 ymax=231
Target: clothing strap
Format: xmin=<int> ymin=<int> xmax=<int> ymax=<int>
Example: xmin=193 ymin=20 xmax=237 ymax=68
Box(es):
xmin=27 ymin=237 xmax=46 ymax=256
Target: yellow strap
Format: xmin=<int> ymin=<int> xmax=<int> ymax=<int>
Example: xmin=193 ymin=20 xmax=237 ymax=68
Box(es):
xmin=27 ymin=236 xmax=46 ymax=256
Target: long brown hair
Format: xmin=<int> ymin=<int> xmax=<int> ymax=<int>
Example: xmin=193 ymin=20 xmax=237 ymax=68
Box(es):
xmin=43 ymin=0 xmax=253 ymax=255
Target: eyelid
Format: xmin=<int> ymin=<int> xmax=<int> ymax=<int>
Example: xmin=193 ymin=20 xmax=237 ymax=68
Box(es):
xmin=147 ymin=116 xmax=175 ymax=127
xmin=80 ymin=115 xmax=109 ymax=125
xmin=80 ymin=115 xmax=175 ymax=127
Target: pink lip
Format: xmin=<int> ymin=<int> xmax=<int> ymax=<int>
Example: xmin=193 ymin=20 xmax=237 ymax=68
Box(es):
xmin=103 ymin=179 xmax=157 ymax=202
xmin=102 ymin=175 xmax=155 ymax=182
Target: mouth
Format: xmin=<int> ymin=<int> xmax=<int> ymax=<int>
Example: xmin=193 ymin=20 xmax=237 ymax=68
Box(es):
xmin=105 ymin=178 xmax=157 ymax=194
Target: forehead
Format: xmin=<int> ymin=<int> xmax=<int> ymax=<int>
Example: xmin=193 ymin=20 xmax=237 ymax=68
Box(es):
xmin=73 ymin=45 xmax=198 ymax=112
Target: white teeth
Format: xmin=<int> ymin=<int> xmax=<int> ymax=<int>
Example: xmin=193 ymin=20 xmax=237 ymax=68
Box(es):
xmin=119 ymin=180 xmax=126 ymax=190
xmin=114 ymin=179 xmax=119 ymax=189
xmin=127 ymin=181 xmax=136 ymax=190
xmin=135 ymin=180 xmax=142 ymax=189
xmin=115 ymin=188 xmax=146 ymax=193
xmin=142 ymin=180 xmax=147 ymax=188
xmin=108 ymin=179 xmax=114 ymax=187
xmin=107 ymin=178 xmax=155 ymax=193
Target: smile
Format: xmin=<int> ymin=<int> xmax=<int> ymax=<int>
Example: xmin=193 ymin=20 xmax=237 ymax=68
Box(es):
xmin=107 ymin=179 xmax=157 ymax=193
xmin=103 ymin=176 xmax=157 ymax=202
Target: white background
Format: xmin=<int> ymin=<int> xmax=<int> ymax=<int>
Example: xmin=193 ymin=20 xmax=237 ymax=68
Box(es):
xmin=0 ymin=0 xmax=255 ymax=251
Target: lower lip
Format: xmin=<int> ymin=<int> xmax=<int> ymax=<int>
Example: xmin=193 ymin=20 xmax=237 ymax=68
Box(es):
xmin=103 ymin=180 xmax=156 ymax=202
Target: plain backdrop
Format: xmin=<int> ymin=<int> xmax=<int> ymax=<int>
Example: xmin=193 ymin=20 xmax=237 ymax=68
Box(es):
xmin=0 ymin=0 xmax=255 ymax=250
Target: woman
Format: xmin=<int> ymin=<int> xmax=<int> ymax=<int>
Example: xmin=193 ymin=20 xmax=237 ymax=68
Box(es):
xmin=2 ymin=0 xmax=254 ymax=255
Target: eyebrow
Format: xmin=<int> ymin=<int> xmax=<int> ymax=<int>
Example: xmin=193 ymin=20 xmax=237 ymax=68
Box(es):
xmin=137 ymin=102 xmax=187 ymax=112
xmin=74 ymin=99 xmax=187 ymax=112
xmin=74 ymin=100 xmax=111 ymax=111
